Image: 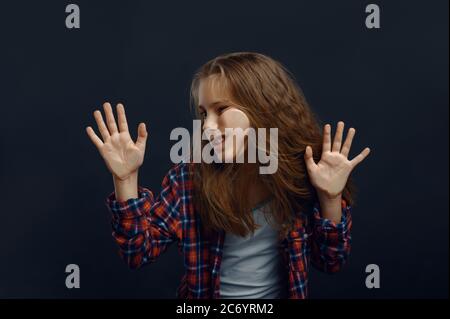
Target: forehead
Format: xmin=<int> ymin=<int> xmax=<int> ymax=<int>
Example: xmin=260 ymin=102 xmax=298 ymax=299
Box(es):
xmin=198 ymin=74 xmax=232 ymax=107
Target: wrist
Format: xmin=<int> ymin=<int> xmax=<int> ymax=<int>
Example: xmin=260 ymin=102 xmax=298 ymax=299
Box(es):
xmin=113 ymin=171 xmax=139 ymax=201
xmin=317 ymin=190 xmax=342 ymax=202
xmin=113 ymin=170 xmax=138 ymax=184
xmin=316 ymin=191 xmax=342 ymax=224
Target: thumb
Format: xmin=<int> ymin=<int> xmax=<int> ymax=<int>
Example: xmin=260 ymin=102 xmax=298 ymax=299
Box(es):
xmin=136 ymin=122 xmax=148 ymax=148
xmin=304 ymin=146 xmax=317 ymax=170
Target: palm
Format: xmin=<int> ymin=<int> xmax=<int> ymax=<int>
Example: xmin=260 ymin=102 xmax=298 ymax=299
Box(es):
xmin=86 ymin=103 xmax=148 ymax=180
xmin=309 ymin=150 xmax=353 ymax=197
xmin=101 ymin=132 xmax=145 ymax=179
xmin=304 ymin=121 xmax=370 ymax=198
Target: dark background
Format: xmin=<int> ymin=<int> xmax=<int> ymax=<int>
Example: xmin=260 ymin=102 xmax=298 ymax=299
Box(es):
xmin=0 ymin=0 xmax=448 ymax=299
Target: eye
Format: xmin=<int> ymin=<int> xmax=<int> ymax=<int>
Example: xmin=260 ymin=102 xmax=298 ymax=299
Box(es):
xmin=218 ymin=106 xmax=229 ymax=114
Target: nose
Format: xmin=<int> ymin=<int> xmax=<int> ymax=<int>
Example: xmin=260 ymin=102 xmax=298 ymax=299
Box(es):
xmin=202 ymin=114 xmax=219 ymax=132
xmin=203 ymin=117 xmax=222 ymax=142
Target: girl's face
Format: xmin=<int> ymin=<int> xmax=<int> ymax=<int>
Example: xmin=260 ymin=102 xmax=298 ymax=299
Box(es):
xmin=198 ymin=75 xmax=251 ymax=162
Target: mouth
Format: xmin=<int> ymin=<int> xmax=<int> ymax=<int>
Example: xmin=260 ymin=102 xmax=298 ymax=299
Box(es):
xmin=210 ymin=134 xmax=225 ymax=147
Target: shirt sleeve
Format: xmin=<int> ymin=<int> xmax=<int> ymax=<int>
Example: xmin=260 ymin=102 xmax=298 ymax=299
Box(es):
xmin=308 ymin=198 xmax=352 ymax=273
xmin=104 ymin=169 xmax=182 ymax=269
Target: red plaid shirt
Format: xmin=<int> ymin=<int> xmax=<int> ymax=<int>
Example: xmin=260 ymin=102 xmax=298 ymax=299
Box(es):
xmin=105 ymin=162 xmax=352 ymax=299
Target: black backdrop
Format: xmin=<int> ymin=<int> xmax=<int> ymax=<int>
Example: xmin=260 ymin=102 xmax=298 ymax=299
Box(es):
xmin=0 ymin=0 xmax=448 ymax=299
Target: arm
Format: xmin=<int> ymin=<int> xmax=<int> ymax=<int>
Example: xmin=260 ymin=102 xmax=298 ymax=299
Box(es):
xmin=105 ymin=168 xmax=182 ymax=269
xmin=86 ymin=102 xmax=178 ymax=268
xmin=309 ymin=198 xmax=352 ymax=273
xmin=303 ymin=121 xmax=369 ymax=272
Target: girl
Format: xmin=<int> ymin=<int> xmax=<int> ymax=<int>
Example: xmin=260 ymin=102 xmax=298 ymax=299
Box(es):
xmin=86 ymin=52 xmax=370 ymax=299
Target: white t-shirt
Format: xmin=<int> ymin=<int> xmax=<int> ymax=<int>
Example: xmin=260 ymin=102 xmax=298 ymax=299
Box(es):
xmin=219 ymin=199 xmax=288 ymax=299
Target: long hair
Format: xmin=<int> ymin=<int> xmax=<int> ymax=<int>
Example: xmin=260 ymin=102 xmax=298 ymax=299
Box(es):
xmin=189 ymin=52 xmax=356 ymax=238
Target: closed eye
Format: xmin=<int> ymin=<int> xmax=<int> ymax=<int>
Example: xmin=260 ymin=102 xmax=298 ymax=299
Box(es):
xmin=218 ymin=106 xmax=229 ymax=113
xmin=198 ymin=104 xmax=229 ymax=119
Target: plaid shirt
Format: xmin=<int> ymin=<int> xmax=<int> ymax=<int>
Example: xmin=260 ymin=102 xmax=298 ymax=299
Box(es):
xmin=105 ymin=162 xmax=352 ymax=299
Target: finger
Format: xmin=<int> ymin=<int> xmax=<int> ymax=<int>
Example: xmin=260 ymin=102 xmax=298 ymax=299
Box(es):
xmin=341 ymin=127 xmax=356 ymax=157
xmin=332 ymin=121 xmax=345 ymax=152
xmin=86 ymin=126 xmax=104 ymax=149
xmin=94 ymin=110 xmax=110 ymax=141
xmin=116 ymin=103 xmax=129 ymax=133
xmin=135 ymin=122 xmax=148 ymax=149
xmin=103 ymin=102 xmax=119 ymax=134
xmin=350 ymin=147 xmax=371 ymax=167
xmin=304 ymin=145 xmax=317 ymax=171
xmin=322 ymin=124 xmax=332 ymax=153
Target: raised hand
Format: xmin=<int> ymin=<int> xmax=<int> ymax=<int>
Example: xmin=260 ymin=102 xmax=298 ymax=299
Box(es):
xmin=304 ymin=121 xmax=370 ymax=199
xmin=86 ymin=102 xmax=148 ymax=181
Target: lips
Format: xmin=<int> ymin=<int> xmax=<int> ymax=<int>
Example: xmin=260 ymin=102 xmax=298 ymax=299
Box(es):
xmin=211 ymin=135 xmax=224 ymax=146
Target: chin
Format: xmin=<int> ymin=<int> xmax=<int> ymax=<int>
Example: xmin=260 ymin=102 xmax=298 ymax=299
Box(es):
xmin=216 ymin=145 xmax=246 ymax=163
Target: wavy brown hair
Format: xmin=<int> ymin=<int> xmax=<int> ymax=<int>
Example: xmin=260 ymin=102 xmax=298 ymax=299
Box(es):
xmin=189 ymin=52 xmax=356 ymax=238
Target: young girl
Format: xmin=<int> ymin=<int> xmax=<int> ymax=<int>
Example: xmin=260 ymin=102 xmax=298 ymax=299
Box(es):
xmin=86 ymin=52 xmax=370 ymax=299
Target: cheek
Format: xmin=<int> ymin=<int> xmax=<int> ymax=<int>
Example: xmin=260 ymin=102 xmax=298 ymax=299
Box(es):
xmin=218 ymin=109 xmax=250 ymax=129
